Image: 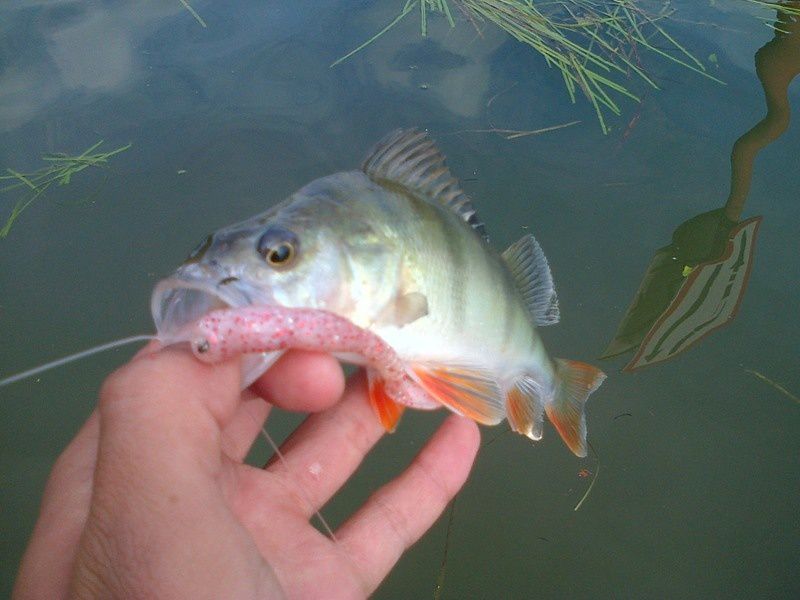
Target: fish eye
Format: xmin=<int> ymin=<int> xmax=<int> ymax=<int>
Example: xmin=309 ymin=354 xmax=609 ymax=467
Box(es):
xmin=257 ymin=227 xmax=299 ymax=268
xmin=266 ymin=242 xmax=294 ymax=266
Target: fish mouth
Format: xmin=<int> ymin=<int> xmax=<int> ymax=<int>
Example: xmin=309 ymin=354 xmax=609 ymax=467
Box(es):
xmin=151 ymin=264 xmax=281 ymax=386
xmin=151 ymin=263 xmax=272 ymax=343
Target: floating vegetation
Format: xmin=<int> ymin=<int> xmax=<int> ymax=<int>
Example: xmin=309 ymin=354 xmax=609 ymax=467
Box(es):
xmin=745 ymin=0 xmax=800 ymax=24
xmin=333 ymin=1 xmax=725 ymax=133
xmin=745 ymin=368 xmax=800 ymax=404
xmin=0 ymin=141 xmax=132 ymax=238
xmin=574 ymin=441 xmax=600 ymax=511
xmin=178 ymin=0 xmax=207 ymax=28
xmin=449 ymin=120 xmax=581 ymax=139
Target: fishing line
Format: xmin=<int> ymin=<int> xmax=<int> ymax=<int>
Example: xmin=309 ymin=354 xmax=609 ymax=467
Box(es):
xmin=433 ymin=494 xmax=458 ymax=600
xmin=3 ymin=333 xmax=340 ymax=537
xmin=0 ymin=328 xmax=339 ymax=539
xmin=257 ymin=424 xmax=338 ymax=542
xmin=0 ymin=334 xmax=156 ymax=387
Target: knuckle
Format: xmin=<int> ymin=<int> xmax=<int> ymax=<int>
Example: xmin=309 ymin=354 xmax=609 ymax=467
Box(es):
xmin=411 ymin=454 xmax=453 ymax=507
xmin=371 ymin=490 xmax=413 ymax=550
xmin=341 ymin=409 xmax=378 ymax=459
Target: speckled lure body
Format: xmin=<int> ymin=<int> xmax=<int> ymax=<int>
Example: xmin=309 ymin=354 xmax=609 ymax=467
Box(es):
xmin=190 ymin=304 xmax=436 ymax=422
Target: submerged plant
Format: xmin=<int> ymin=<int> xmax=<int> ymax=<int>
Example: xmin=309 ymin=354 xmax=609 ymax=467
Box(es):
xmin=0 ymin=141 xmax=132 ymax=238
xmin=333 ymin=1 xmax=724 ymax=132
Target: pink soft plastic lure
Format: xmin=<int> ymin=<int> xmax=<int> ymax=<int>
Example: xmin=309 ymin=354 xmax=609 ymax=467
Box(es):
xmin=189 ymin=304 xmax=435 ymax=429
xmin=0 ymin=304 xmax=434 ymax=431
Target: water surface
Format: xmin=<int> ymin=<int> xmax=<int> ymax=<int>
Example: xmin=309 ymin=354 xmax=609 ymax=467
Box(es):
xmin=1 ymin=1 xmax=798 ymax=597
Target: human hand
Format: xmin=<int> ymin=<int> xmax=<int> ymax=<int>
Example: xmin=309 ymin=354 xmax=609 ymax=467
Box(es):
xmin=13 ymin=346 xmax=480 ymax=599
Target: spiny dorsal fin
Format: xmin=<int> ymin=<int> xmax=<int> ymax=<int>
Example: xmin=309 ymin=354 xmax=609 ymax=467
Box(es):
xmin=502 ymin=234 xmax=560 ymax=326
xmin=362 ymin=128 xmax=488 ymax=241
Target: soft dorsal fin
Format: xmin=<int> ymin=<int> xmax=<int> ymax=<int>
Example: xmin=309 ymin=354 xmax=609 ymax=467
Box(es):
xmin=362 ymin=128 xmax=488 ymax=241
xmin=502 ymin=234 xmax=560 ymax=326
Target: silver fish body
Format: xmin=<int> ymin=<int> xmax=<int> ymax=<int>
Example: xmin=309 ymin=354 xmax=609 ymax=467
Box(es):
xmin=152 ymin=129 xmax=604 ymax=455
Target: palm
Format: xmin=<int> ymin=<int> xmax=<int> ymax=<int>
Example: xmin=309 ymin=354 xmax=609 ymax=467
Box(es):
xmin=14 ymin=348 xmax=479 ymax=599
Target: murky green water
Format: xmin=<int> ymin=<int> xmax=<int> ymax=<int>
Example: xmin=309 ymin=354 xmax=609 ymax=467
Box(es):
xmin=1 ymin=1 xmax=798 ymax=597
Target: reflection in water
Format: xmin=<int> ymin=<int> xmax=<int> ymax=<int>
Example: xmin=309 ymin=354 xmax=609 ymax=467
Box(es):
xmin=0 ymin=1 xmax=184 ymax=131
xmin=726 ymin=3 xmax=800 ymax=220
xmin=0 ymin=1 xmax=336 ymax=133
xmin=602 ymin=3 xmax=798 ymax=371
xmin=352 ymin=3 xmax=506 ymax=118
xmin=601 ymin=214 xmax=761 ymax=370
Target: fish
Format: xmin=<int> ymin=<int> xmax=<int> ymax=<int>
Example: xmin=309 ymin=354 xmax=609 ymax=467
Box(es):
xmin=152 ymin=129 xmax=606 ymax=456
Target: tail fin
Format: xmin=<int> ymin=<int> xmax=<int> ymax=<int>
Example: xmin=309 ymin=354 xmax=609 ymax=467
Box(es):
xmin=546 ymin=359 xmax=606 ymax=457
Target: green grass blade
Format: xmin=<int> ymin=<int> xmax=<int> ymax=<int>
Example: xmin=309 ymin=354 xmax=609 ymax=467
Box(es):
xmin=440 ymin=0 xmax=456 ymax=27
xmin=331 ymin=2 xmax=417 ymax=67
xmin=6 ymin=169 xmax=38 ymax=191
xmin=0 ymin=141 xmax=131 ymax=238
xmin=0 ymin=185 xmax=47 ymax=238
xmin=178 ymin=0 xmax=207 ymax=28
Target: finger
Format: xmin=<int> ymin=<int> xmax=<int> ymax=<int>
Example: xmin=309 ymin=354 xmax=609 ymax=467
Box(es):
xmin=336 ymin=414 xmax=480 ymax=594
xmin=132 ymin=338 xmax=162 ymax=359
xmin=76 ymin=349 xmax=258 ymax=597
xmin=14 ymin=411 xmax=100 ymax=599
xmin=222 ymin=351 xmax=344 ymax=462
xmin=99 ymin=345 xmax=242 ymax=457
xmin=238 ymin=373 xmax=385 ymax=520
xmin=89 ymin=345 xmax=243 ymax=531
xmin=250 ymin=350 xmax=344 ymax=412
xmin=265 ymin=373 xmax=383 ymax=513
xmin=220 ymin=391 xmax=271 ymax=462
xmin=77 ymin=348 xmax=297 ymax=599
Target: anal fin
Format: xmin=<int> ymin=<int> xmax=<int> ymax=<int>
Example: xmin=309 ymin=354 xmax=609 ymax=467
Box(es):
xmin=367 ymin=370 xmax=405 ymax=432
xmin=410 ymin=363 xmax=505 ymax=425
xmin=505 ymin=376 xmax=545 ymax=440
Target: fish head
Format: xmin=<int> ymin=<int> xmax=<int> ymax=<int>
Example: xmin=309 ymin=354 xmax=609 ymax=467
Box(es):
xmin=152 ymin=172 xmax=404 ymax=350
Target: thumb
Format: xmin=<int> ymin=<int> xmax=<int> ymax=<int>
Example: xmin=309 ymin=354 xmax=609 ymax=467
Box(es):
xmin=70 ymin=347 xmax=248 ymax=597
xmin=89 ymin=345 xmax=247 ymax=524
xmin=97 ymin=344 xmax=243 ymax=471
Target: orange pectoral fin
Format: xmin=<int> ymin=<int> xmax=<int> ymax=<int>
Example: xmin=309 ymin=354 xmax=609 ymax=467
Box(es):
xmin=367 ymin=373 xmax=405 ymax=433
xmin=410 ymin=363 xmax=505 ymax=425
